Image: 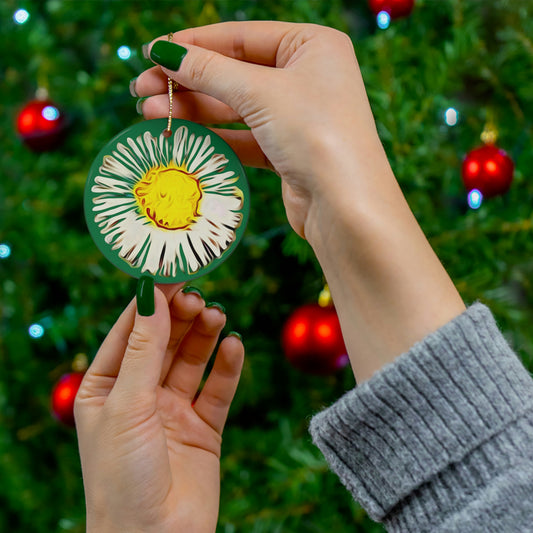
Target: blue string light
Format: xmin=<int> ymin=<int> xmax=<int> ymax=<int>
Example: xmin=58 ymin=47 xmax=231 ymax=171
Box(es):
xmin=117 ymin=46 xmax=132 ymax=60
xmin=42 ymin=105 xmax=60 ymax=121
xmin=377 ymin=11 xmax=391 ymax=29
xmin=0 ymin=243 xmax=11 ymax=259
xmin=29 ymin=324 xmax=45 ymax=339
xmin=468 ymin=189 xmax=483 ymax=210
xmin=14 ymin=9 xmax=30 ymax=24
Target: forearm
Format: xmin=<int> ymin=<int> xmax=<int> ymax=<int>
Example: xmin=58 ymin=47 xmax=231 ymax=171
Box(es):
xmin=305 ymin=141 xmax=465 ymax=383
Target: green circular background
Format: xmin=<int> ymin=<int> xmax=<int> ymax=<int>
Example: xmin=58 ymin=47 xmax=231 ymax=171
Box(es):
xmin=84 ymin=118 xmax=250 ymax=283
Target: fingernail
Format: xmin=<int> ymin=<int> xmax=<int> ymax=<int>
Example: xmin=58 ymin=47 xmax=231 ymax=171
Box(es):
xmin=129 ymin=77 xmax=138 ymax=97
xmin=150 ymin=41 xmax=188 ymax=71
xmin=142 ymin=42 xmax=151 ymax=59
xmin=137 ymin=275 xmax=155 ymax=316
xmin=228 ymin=331 xmax=242 ymax=342
xmin=206 ymin=301 xmax=226 ymax=314
xmin=136 ymin=97 xmax=146 ymax=115
xmin=182 ymin=286 xmax=204 ymax=299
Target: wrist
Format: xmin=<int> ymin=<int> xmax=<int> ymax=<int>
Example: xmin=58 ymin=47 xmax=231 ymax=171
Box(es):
xmin=303 ymin=138 xmax=398 ymax=254
xmin=303 ymin=147 xmax=465 ymax=383
xmin=86 ymin=507 xmax=143 ymax=533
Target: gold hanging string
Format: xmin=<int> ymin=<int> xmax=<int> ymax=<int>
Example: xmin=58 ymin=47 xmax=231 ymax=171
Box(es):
xmin=164 ymin=32 xmax=178 ymax=137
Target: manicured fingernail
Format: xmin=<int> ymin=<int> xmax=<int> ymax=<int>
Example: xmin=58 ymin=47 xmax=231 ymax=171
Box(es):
xmin=129 ymin=77 xmax=138 ymax=97
xmin=150 ymin=41 xmax=188 ymax=71
xmin=136 ymin=98 xmax=146 ymax=115
xmin=136 ymin=275 xmax=155 ymax=316
xmin=182 ymin=286 xmax=204 ymax=299
xmin=228 ymin=331 xmax=242 ymax=342
xmin=206 ymin=302 xmax=226 ymax=314
xmin=142 ymin=43 xmax=151 ymax=59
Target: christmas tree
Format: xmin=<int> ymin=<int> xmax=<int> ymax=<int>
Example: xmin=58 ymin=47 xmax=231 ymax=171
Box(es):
xmin=1 ymin=0 xmax=533 ymax=531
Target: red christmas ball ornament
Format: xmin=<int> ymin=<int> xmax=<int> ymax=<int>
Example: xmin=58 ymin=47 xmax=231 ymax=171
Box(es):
xmin=282 ymin=303 xmax=348 ymax=375
xmin=462 ymin=144 xmax=514 ymax=198
xmin=368 ymin=0 xmax=415 ymax=18
xmin=51 ymin=372 xmax=84 ymax=426
xmin=16 ymin=98 xmax=66 ymax=151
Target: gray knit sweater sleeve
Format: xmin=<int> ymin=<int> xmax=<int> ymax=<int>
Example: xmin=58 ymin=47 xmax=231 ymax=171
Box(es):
xmin=309 ymin=303 xmax=533 ymax=532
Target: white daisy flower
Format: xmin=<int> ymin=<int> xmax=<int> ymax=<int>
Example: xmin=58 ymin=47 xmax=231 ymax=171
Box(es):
xmin=87 ymin=123 xmax=247 ymax=279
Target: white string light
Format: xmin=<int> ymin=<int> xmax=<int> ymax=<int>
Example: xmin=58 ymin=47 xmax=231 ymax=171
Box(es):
xmin=444 ymin=107 xmax=459 ymax=126
xmin=14 ymin=9 xmax=30 ymax=24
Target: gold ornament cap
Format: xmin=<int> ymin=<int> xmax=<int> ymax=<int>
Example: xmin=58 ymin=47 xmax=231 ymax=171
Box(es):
xmin=481 ymin=112 xmax=498 ymax=145
xmin=318 ymin=284 xmax=332 ymax=307
xmin=72 ymin=353 xmax=89 ymax=373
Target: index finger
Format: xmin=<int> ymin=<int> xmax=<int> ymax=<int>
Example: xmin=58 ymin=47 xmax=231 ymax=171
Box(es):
xmin=136 ymin=21 xmax=297 ymax=98
xmin=158 ymin=20 xmax=297 ymax=67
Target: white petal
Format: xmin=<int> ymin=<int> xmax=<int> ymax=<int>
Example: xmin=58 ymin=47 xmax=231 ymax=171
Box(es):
xmin=195 ymin=152 xmax=229 ymax=178
xmin=143 ymin=131 xmax=162 ymax=169
xmin=199 ymin=171 xmax=237 ymax=192
xmin=201 ymin=192 xmax=244 ymax=221
xmin=126 ymin=137 xmax=152 ymax=173
xmin=95 ymin=208 xmax=186 ymax=276
xmin=93 ymin=197 xmax=136 ymax=218
xmin=100 ymin=152 xmax=138 ymax=183
xmin=114 ymin=142 xmax=145 ymax=176
xmin=172 ymin=126 xmax=187 ymax=166
xmin=188 ymin=135 xmax=215 ymax=173
xmin=186 ymin=134 xmax=202 ymax=169
xmin=157 ymin=131 xmax=172 ymax=166
xmin=92 ymin=176 xmax=134 ymax=193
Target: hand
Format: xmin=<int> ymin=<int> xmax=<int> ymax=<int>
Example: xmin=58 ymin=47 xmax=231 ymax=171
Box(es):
xmin=74 ymin=284 xmax=244 ymax=533
xmin=134 ymin=21 xmax=465 ymax=383
xmin=134 ymin=21 xmax=387 ymax=241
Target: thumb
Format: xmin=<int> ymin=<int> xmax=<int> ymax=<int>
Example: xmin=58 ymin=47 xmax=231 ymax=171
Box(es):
xmin=113 ymin=281 xmax=171 ymax=395
xmin=148 ymin=40 xmax=266 ymax=118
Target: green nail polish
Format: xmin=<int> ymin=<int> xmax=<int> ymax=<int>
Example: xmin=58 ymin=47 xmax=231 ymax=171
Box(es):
xmin=228 ymin=331 xmax=243 ymax=342
xmin=136 ymin=98 xmax=146 ymax=115
xmin=182 ymin=286 xmax=204 ymax=299
xmin=137 ymin=275 xmax=155 ymax=316
xmin=129 ymin=77 xmax=138 ymax=97
xmin=206 ymin=302 xmax=226 ymax=314
xmin=150 ymin=41 xmax=188 ymax=71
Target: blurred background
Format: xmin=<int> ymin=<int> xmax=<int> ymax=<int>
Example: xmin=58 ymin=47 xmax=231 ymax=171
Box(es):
xmin=1 ymin=0 xmax=533 ymax=531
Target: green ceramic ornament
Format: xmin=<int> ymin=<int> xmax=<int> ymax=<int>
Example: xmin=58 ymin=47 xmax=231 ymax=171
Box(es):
xmin=85 ymin=118 xmax=249 ymax=283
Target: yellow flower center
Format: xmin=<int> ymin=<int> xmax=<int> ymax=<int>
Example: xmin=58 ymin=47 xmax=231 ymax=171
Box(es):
xmin=133 ymin=163 xmax=202 ymax=230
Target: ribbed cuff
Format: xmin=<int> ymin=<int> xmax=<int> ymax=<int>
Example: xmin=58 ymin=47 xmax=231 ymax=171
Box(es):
xmin=309 ymin=303 xmax=533 ymax=529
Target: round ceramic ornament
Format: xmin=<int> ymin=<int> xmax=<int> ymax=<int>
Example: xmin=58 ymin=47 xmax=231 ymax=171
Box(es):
xmin=85 ymin=118 xmax=249 ymax=283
